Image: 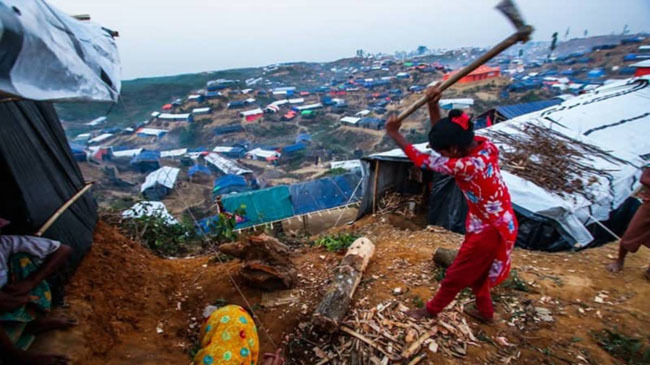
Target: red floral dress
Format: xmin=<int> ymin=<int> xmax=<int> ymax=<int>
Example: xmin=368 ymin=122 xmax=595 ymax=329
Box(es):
xmin=404 ymin=136 xmax=518 ymax=286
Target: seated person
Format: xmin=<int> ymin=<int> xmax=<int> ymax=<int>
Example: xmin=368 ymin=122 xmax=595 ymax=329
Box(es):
xmin=0 ymin=218 xmax=74 ymax=365
xmin=195 ymin=304 xmax=283 ymax=365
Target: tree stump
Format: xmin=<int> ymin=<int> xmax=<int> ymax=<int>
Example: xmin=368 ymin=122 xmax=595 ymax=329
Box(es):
xmin=312 ymin=237 xmax=376 ymax=333
xmin=219 ymin=234 xmax=297 ymax=291
xmin=433 ymin=247 xmax=459 ymax=268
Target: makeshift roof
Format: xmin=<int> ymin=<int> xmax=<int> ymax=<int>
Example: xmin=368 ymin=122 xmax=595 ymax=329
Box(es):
xmin=340 ymin=116 xmax=361 ymax=125
xmin=222 ymin=186 xmax=294 ymax=228
xmin=160 ymin=148 xmax=188 ymax=158
xmin=213 ymin=174 xmax=248 ymax=193
xmin=630 ymin=60 xmax=650 ymax=68
xmin=122 ymin=201 xmax=178 ymax=225
xmin=158 ymin=113 xmax=191 ymax=120
xmin=246 ymin=148 xmax=280 ymax=159
xmin=204 ymin=152 xmax=252 ymax=175
xmin=188 ymin=164 xmax=212 ymax=177
xmin=282 ymin=143 xmax=306 ymax=154
xmin=141 ymin=166 xmax=180 ymax=192
xmin=131 ymin=150 xmax=160 ymax=163
xmin=240 ymin=108 xmax=264 ymax=117
xmin=496 ymin=99 xmax=563 ymax=120
xmin=289 ymin=173 xmax=362 ymax=215
xmin=88 ymin=133 xmax=113 ymax=144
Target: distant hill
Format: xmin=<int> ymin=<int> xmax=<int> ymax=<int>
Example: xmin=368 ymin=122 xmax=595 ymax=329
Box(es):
xmin=55 ymin=67 xmax=259 ymax=128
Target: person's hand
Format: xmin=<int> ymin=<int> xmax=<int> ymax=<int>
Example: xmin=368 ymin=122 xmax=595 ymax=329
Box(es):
xmin=426 ymin=86 xmax=442 ymax=105
xmin=3 ymin=279 xmax=35 ymax=296
xmin=385 ymin=114 xmax=402 ymax=136
xmin=0 ymin=291 xmax=34 ymax=312
xmin=261 ymin=349 xmax=284 ymax=365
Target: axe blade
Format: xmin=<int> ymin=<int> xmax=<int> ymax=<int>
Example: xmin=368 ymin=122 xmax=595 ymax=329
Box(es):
xmin=496 ymin=0 xmax=526 ymax=30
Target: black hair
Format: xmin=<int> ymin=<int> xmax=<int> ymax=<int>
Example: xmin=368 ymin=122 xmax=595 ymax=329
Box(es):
xmin=428 ymin=109 xmax=474 ymax=152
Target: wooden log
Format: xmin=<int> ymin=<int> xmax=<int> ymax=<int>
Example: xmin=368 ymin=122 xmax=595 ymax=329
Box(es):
xmin=432 ymin=247 xmax=458 ymax=268
xmin=312 ymin=237 xmax=376 ymax=333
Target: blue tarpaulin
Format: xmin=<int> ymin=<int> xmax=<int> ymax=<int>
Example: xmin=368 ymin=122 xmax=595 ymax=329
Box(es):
xmin=213 ymin=174 xmax=249 ymax=195
xmin=214 ymin=125 xmax=244 ymax=135
xmin=587 ymin=68 xmax=605 ymax=78
xmin=289 ymin=173 xmax=362 ymax=215
xmin=295 ymin=133 xmax=311 ymax=143
xmin=282 ymin=143 xmax=306 ymax=154
xmin=188 ymin=164 xmax=212 ymax=177
xmin=496 ymin=99 xmax=563 ymax=120
xmin=68 ymin=143 xmax=86 ymax=161
xmin=130 ymin=150 xmax=160 ymax=163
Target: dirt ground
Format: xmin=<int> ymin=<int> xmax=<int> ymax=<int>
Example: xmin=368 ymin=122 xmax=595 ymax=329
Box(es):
xmin=31 ymin=215 xmax=650 ymax=364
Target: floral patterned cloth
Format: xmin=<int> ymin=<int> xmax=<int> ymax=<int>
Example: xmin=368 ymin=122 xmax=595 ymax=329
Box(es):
xmin=405 ymin=136 xmax=518 ymax=286
xmin=194 ymin=305 xmax=259 ymax=365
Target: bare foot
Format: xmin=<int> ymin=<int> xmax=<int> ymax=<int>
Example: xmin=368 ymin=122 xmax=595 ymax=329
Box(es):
xmin=464 ymin=306 xmax=493 ymax=324
xmin=606 ymin=261 xmax=624 ymax=273
xmin=17 ymin=353 xmax=69 ymax=365
xmin=25 ymin=317 xmax=77 ymax=334
xmin=405 ymin=308 xmax=435 ymax=320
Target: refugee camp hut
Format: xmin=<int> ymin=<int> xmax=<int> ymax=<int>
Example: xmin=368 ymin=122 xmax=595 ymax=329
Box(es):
xmin=214 ymin=124 xmax=244 ymax=136
xmin=359 ymin=117 xmax=385 ymax=130
xmin=160 ymin=148 xmax=188 ymax=159
xmin=639 ymin=45 xmax=650 ymax=54
xmin=587 ymin=68 xmax=605 ymax=79
xmin=240 ymin=108 xmax=264 ymax=122
xmin=630 ymin=60 xmax=650 ymax=77
xmin=68 ymin=143 xmax=87 ymax=161
xmin=206 ymin=91 xmax=221 ymax=100
xmin=192 ymin=107 xmax=212 ymax=115
xmin=188 ymin=164 xmax=212 ymax=183
xmin=288 ymin=173 xmax=363 ymax=215
xmin=443 ymin=65 xmax=500 ymax=84
xmin=204 ymin=152 xmax=253 ymax=176
xmin=87 ymin=133 xmax=113 ymax=145
xmin=438 ymin=98 xmax=474 ymax=110
xmin=213 ymin=174 xmax=251 ymax=196
xmin=74 ymin=133 xmax=91 ymax=144
xmin=295 ymin=133 xmax=312 ymax=144
xmin=136 ymin=127 xmax=168 ymax=139
xmin=281 ymin=143 xmax=306 ymax=158
xmin=340 ymin=116 xmax=361 ymax=127
xmin=221 ymin=186 xmax=294 ymax=228
xmin=245 ymin=148 xmax=280 ymax=163
xmin=474 ymin=99 xmax=563 ymax=128
xmin=213 ymin=146 xmax=247 ymax=159
xmin=187 ymin=94 xmax=205 ymax=103
xmin=158 ymin=113 xmax=193 ymax=123
xmin=112 ymin=147 xmax=143 ymax=161
xmin=293 ymin=103 xmax=323 ymax=112
xmin=141 ymin=166 xmax=180 ymax=200
xmin=228 ymin=100 xmax=246 ymax=109
xmin=130 ymin=150 xmax=161 ymax=172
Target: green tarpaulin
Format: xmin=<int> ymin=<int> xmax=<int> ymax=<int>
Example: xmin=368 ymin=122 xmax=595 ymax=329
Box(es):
xmin=300 ymin=110 xmax=313 ymax=116
xmin=222 ymin=186 xmax=294 ymax=228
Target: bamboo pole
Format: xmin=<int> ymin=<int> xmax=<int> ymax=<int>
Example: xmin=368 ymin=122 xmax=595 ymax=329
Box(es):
xmin=35 ymin=182 xmax=94 ymax=237
xmin=372 ymin=160 xmax=380 ymax=215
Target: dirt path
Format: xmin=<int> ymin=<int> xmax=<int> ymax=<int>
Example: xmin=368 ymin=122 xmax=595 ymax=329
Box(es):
xmin=31 ymin=217 xmax=650 ymax=364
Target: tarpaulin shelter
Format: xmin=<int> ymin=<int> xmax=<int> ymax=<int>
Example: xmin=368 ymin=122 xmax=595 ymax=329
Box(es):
xmin=213 ymin=174 xmax=250 ymax=196
xmin=188 ymin=164 xmax=212 ymax=178
xmin=130 ymin=150 xmax=161 ymax=172
xmin=222 ymin=186 xmax=294 ymax=228
xmin=214 ymin=124 xmax=244 ymax=135
xmin=0 ymin=1 xmax=120 ymax=102
xmin=476 ymin=99 xmax=563 ymax=126
xmin=68 ymin=143 xmax=87 ymax=161
xmin=0 ymin=100 xmax=98 ymax=298
xmin=204 ymin=152 xmax=252 ymax=176
xmin=282 ymin=143 xmax=306 ymax=154
xmin=358 ymin=77 xmax=649 ymax=252
xmin=122 ymin=201 xmax=178 ymax=225
xmin=141 ymin=166 xmax=180 ymax=200
xmin=289 ymin=173 xmax=362 ymax=215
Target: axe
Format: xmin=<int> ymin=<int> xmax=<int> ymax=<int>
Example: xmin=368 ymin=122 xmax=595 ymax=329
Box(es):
xmin=396 ymin=0 xmax=533 ymax=122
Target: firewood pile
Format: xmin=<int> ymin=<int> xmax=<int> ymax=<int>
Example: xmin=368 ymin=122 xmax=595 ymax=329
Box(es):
xmin=483 ymin=122 xmax=628 ymax=199
xmin=294 ymin=299 xmax=482 ymax=364
xmin=377 ymin=192 xmax=424 ymax=217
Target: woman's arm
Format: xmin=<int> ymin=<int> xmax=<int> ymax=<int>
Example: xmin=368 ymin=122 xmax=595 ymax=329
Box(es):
xmin=641 ymin=168 xmax=650 ymax=186
xmin=3 ymin=244 xmax=71 ymax=296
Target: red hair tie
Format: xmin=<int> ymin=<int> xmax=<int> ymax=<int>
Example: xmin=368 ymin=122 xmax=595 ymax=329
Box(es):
xmin=451 ymin=113 xmax=470 ymax=130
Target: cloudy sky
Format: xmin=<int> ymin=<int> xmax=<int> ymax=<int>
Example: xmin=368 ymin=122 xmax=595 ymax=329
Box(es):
xmin=50 ymin=0 xmax=650 ymax=80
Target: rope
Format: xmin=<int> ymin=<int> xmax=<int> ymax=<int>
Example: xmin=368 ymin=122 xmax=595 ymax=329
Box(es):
xmin=173 ymin=185 xmax=279 ymax=349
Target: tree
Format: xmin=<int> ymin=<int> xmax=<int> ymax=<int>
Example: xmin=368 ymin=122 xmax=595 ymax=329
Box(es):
xmin=584 ymin=29 xmax=588 ymax=37
xmin=416 ymin=45 xmax=428 ymax=55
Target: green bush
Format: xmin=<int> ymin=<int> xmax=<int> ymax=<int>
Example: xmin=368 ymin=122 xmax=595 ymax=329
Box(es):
xmin=121 ymin=213 xmax=197 ymax=256
xmin=314 ymin=232 xmax=360 ymax=252
xmin=593 ymin=328 xmax=650 ymax=364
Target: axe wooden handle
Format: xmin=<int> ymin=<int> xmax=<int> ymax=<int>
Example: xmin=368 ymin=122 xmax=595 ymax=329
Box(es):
xmin=396 ymin=26 xmax=533 ymax=123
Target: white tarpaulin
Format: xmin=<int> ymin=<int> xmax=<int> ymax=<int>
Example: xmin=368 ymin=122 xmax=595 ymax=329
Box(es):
xmin=141 ymin=166 xmax=180 ymax=192
xmin=537 ymin=76 xmax=650 ymax=159
xmin=122 ymin=201 xmax=178 ymax=225
xmin=204 ymin=152 xmax=252 ymax=175
xmin=0 ymin=0 xmax=120 ymax=101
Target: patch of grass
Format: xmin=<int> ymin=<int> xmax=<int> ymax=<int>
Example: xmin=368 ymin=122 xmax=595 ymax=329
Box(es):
xmin=432 ymin=266 xmax=446 ymax=282
xmin=502 ymin=269 xmax=530 ymax=292
xmin=313 ymin=232 xmax=360 ymax=252
xmin=324 ymin=167 xmax=348 ymax=176
xmin=412 ymin=296 xmax=424 ymax=309
xmin=592 ymin=328 xmax=650 ymax=365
